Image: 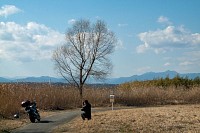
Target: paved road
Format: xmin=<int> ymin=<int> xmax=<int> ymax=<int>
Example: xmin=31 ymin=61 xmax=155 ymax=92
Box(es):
xmin=12 ymin=110 xmax=80 ymax=133
xmin=12 ymin=108 xmax=115 ymax=133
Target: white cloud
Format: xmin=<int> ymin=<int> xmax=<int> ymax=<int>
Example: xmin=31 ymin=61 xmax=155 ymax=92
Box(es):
xmin=136 ymin=42 xmax=149 ymax=53
xmin=118 ymin=23 xmax=128 ymax=27
xmin=177 ymin=51 xmax=200 ymax=67
xmin=0 ymin=5 xmax=21 ymax=17
xmin=137 ymin=24 xmax=200 ymax=54
xmin=179 ymin=61 xmax=193 ymax=66
xmin=137 ymin=16 xmax=200 ymax=73
xmin=68 ymin=19 xmax=76 ymax=25
xmin=157 ymin=16 xmax=172 ymax=25
xmin=0 ymin=21 xmax=65 ymax=62
xmin=164 ymin=62 xmax=171 ymax=66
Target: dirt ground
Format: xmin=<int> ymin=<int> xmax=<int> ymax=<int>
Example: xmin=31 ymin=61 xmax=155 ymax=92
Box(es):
xmin=54 ymin=104 xmax=200 ymax=133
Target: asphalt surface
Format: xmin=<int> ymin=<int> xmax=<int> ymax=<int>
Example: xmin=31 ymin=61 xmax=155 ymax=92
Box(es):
xmin=12 ymin=107 xmax=115 ymax=133
xmin=12 ymin=110 xmax=80 ymax=133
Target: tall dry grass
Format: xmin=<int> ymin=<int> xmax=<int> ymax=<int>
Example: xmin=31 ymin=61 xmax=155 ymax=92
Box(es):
xmin=1 ymin=82 xmax=200 ymax=118
xmin=116 ymin=82 xmax=200 ymax=106
xmin=0 ymin=83 xmax=113 ymax=118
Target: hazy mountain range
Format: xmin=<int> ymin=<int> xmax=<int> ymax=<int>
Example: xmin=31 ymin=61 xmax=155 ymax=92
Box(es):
xmin=1 ymin=70 xmax=200 ymax=84
xmin=105 ymin=70 xmax=200 ymax=84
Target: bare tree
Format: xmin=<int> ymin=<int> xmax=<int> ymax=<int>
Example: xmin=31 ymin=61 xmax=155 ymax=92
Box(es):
xmin=52 ymin=19 xmax=116 ymax=99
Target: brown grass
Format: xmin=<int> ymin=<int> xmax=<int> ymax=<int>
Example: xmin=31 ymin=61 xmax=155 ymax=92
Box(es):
xmin=1 ymin=83 xmax=200 ymax=119
xmin=54 ymin=104 xmax=200 ymax=133
xmin=116 ymin=85 xmax=200 ymax=106
xmin=0 ymin=83 xmax=79 ymax=118
xmin=1 ymin=82 xmax=200 ymax=132
xmin=0 ymin=83 xmax=113 ymax=118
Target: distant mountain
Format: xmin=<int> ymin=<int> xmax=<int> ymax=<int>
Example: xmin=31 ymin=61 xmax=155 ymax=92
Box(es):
xmin=181 ymin=73 xmax=200 ymax=79
xmin=0 ymin=77 xmax=11 ymax=82
xmin=13 ymin=76 xmax=65 ymax=83
xmin=0 ymin=76 xmax=65 ymax=83
xmin=104 ymin=70 xmax=200 ymax=84
xmin=1 ymin=70 xmax=200 ymax=84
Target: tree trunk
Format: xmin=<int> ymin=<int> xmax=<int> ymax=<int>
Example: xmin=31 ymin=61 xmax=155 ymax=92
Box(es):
xmin=79 ymin=85 xmax=83 ymax=104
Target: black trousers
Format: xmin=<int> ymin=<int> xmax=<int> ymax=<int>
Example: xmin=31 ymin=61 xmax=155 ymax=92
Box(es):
xmin=81 ymin=112 xmax=91 ymax=120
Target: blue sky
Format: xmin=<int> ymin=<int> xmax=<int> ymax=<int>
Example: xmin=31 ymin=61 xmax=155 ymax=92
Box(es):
xmin=0 ymin=0 xmax=200 ymax=78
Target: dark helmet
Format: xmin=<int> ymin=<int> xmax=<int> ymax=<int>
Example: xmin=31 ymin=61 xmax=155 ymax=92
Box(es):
xmin=21 ymin=100 xmax=30 ymax=107
xmin=84 ymin=100 xmax=89 ymax=104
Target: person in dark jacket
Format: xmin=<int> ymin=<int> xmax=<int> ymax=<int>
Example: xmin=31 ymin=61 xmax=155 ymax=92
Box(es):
xmin=81 ymin=100 xmax=91 ymax=120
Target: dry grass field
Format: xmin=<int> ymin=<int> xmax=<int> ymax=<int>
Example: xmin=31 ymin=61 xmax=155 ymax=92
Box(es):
xmin=1 ymin=80 xmax=200 ymax=132
xmin=0 ymin=83 xmax=113 ymax=119
xmin=54 ymin=104 xmax=200 ymax=133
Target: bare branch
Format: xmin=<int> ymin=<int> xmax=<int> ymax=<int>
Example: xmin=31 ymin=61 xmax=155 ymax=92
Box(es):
xmin=52 ymin=19 xmax=117 ymax=98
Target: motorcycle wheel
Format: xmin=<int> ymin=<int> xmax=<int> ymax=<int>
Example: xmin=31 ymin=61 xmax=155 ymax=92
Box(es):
xmin=37 ymin=114 xmax=41 ymax=122
xmin=29 ymin=116 xmax=35 ymax=123
xmin=37 ymin=117 xmax=40 ymax=122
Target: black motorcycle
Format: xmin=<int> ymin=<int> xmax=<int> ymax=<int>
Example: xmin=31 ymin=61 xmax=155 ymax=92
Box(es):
xmin=21 ymin=100 xmax=40 ymax=123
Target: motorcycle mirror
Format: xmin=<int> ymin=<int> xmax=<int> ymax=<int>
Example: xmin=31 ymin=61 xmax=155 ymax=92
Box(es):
xmin=14 ymin=113 xmax=19 ymax=118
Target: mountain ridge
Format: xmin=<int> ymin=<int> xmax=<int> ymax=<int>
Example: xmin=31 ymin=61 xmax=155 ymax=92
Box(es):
xmin=104 ymin=70 xmax=200 ymax=84
xmin=1 ymin=70 xmax=200 ymax=84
